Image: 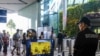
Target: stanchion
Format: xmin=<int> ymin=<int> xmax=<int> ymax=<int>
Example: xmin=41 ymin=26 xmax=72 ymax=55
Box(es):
xmin=62 ymin=39 xmax=65 ymax=56
xmin=97 ymin=40 xmax=100 ymax=53
xmin=62 ymin=38 xmax=74 ymax=56
xmin=68 ymin=39 xmax=72 ymax=56
xmin=62 ymin=38 xmax=68 ymax=56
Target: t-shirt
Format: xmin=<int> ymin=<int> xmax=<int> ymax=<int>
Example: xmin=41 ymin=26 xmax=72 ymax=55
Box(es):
xmin=2 ymin=34 xmax=9 ymax=44
xmin=13 ymin=33 xmax=20 ymax=41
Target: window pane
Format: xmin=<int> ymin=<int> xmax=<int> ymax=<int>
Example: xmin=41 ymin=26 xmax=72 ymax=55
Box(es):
xmin=41 ymin=10 xmax=44 ymax=16
xmin=84 ymin=0 xmax=89 ymax=3
xmin=41 ymin=4 xmax=44 ymax=10
xmin=68 ymin=0 xmax=74 ymax=5
xmin=41 ymin=0 xmax=44 ymax=4
xmin=75 ymin=0 xmax=83 ymax=4
xmin=44 ymin=2 xmax=49 ymax=11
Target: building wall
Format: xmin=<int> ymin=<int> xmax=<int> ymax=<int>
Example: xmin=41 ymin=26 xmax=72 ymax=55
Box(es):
xmin=18 ymin=2 xmax=41 ymax=30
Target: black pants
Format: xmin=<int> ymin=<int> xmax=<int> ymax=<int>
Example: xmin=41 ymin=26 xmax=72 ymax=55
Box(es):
xmin=3 ymin=43 xmax=8 ymax=54
xmin=0 ymin=43 xmax=2 ymax=52
xmin=58 ymin=42 xmax=63 ymax=53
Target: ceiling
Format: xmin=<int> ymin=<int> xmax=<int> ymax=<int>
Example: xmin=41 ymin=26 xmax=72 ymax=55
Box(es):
xmin=0 ymin=0 xmax=36 ymax=13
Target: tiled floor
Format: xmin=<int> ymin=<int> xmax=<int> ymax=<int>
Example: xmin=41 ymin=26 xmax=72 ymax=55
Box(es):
xmin=0 ymin=47 xmax=100 ymax=56
xmin=0 ymin=51 xmax=100 ymax=56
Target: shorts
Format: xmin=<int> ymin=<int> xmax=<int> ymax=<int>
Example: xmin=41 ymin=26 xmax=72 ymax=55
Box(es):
xmin=13 ymin=41 xmax=20 ymax=48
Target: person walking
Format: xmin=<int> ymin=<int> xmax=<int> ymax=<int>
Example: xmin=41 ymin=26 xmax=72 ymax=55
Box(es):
xmin=50 ymin=30 xmax=56 ymax=56
xmin=0 ymin=32 xmax=3 ymax=53
xmin=57 ymin=30 xmax=64 ymax=53
xmin=11 ymin=29 xmax=21 ymax=55
xmin=2 ymin=30 xmax=9 ymax=56
xmin=22 ymin=33 xmax=27 ymax=54
xmin=73 ymin=17 xmax=98 ymax=56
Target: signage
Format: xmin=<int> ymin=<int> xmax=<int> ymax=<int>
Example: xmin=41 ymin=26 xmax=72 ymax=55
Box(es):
xmin=0 ymin=17 xmax=7 ymax=23
xmin=0 ymin=10 xmax=7 ymax=23
xmin=0 ymin=10 xmax=7 ymax=16
xmin=30 ymin=40 xmax=51 ymax=55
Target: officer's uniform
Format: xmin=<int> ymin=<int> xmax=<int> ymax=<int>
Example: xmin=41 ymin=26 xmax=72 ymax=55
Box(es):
xmin=73 ymin=17 xmax=98 ymax=56
xmin=74 ymin=28 xmax=98 ymax=56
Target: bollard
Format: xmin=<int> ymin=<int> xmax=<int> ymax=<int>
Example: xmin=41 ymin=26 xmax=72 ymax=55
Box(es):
xmin=62 ymin=39 xmax=64 ymax=56
xmin=68 ymin=39 xmax=72 ymax=56
xmin=62 ymin=39 xmax=66 ymax=56
xmin=97 ymin=40 xmax=100 ymax=53
xmin=61 ymin=39 xmax=73 ymax=56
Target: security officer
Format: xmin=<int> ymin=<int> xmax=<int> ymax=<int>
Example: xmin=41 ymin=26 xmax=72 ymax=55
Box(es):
xmin=73 ymin=17 xmax=98 ymax=56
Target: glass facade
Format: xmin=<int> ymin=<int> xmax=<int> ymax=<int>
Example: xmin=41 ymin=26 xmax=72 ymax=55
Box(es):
xmin=40 ymin=0 xmax=50 ymax=26
xmin=40 ymin=0 xmax=90 ymax=33
xmin=67 ymin=0 xmax=89 ymax=6
xmin=40 ymin=0 xmax=61 ymax=33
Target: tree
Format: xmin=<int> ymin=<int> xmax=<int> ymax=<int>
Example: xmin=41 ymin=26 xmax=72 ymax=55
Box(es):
xmin=7 ymin=19 xmax=16 ymax=33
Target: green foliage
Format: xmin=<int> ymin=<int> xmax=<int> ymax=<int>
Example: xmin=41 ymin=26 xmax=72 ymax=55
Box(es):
xmin=59 ymin=12 xmax=63 ymax=31
xmin=67 ymin=5 xmax=84 ymax=19
xmin=89 ymin=0 xmax=99 ymax=2
xmin=59 ymin=1 xmax=100 ymax=37
xmin=7 ymin=19 xmax=16 ymax=29
xmin=66 ymin=19 xmax=78 ymax=37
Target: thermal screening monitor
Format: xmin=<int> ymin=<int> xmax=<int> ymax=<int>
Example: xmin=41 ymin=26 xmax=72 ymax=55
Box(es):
xmin=30 ymin=39 xmax=51 ymax=55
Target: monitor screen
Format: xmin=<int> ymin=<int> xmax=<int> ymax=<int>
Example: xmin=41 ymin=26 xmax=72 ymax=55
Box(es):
xmin=30 ymin=39 xmax=51 ymax=55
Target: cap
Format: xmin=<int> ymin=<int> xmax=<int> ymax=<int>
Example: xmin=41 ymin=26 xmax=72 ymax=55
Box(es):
xmin=77 ymin=17 xmax=90 ymax=26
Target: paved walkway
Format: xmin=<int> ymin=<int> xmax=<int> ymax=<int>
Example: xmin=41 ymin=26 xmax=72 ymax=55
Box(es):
xmin=0 ymin=47 xmax=100 ymax=56
xmin=0 ymin=50 xmax=100 ymax=56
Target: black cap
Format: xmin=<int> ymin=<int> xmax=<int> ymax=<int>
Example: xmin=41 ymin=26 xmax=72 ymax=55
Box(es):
xmin=77 ymin=17 xmax=90 ymax=26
